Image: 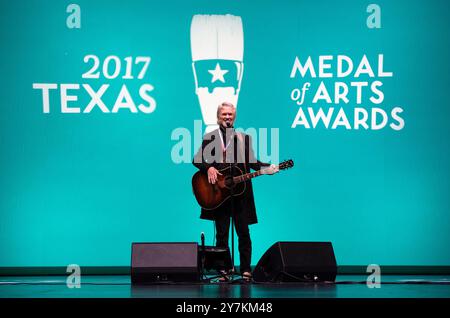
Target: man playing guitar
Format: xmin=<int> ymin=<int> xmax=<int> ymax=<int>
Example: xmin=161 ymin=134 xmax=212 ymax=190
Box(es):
xmin=192 ymin=102 xmax=279 ymax=282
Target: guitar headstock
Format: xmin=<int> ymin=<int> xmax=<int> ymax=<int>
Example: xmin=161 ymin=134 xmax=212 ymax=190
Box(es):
xmin=278 ymin=159 xmax=294 ymax=170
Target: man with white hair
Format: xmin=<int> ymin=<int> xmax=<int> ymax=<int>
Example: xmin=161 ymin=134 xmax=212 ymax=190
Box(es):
xmin=193 ymin=102 xmax=278 ymax=282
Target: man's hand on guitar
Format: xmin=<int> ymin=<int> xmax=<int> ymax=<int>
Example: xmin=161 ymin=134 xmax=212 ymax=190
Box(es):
xmin=207 ymin=167 xmax=222 ymax=184
xmin=262 ymin=164 xmax=279 ymax=175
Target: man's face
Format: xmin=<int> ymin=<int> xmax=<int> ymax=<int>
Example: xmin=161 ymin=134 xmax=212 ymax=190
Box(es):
xmin=217 ymin=106 xmax=236 ymax=128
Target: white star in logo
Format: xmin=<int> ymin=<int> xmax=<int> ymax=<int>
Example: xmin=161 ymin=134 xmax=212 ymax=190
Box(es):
xmin=208 ymin=63 xmax=229 ymax=83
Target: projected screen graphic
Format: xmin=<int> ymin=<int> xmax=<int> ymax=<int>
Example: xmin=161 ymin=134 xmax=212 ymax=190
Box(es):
xmin=0 ymin=0 xmax=449 ymax=267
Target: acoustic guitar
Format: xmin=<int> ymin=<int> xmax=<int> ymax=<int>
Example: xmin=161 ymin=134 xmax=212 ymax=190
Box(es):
xmin=192 ymin=160 xmax=294 ymax=210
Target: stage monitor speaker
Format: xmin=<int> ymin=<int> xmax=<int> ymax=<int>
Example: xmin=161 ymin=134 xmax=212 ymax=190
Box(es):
xmin=253 ymin=242 xmax=337 ymax=283
xmin=131 ymin=242 xmax=200 ymax=284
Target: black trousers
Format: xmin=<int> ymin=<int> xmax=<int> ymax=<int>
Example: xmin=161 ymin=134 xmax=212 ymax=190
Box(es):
xmin=214 ymin=201 xmax=252 ymax=273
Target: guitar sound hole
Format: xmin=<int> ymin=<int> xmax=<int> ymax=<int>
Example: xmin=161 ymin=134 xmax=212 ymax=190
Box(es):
xmin=224 ymin=176 xmax=234 ymax=188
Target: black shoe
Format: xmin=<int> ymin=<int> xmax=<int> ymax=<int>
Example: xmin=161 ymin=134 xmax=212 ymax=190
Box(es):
xmin=242 ymin=271 xmax=252 ymax=282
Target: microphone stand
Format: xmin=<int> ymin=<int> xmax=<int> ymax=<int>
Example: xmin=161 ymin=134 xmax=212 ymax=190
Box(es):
xmin=200 ymin=232 xmax=205 ymax=280
xmin=227 ymin=124 xmax=237 ymax=281
xmin=230 ymin=161 xmax=235 ymax=278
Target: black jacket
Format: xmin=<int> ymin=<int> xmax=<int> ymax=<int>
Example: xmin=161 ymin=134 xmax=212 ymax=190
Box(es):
xmin=192 ymin=128 xmax=269 ymax=224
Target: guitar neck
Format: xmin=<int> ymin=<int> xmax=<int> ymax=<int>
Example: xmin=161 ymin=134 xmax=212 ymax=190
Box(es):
xmin=232 ymin=169 xmax=265 ymax=184
xmin=230 ymin=159 xmax=293 ymax=184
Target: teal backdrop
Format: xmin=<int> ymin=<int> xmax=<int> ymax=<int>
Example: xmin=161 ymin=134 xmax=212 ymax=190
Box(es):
xmin=1 ymin=0 xmax=449 ymax=267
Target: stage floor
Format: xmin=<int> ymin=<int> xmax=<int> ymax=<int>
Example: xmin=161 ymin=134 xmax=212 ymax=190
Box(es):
xmin=1 ymin=275 xmax=450 ymax=298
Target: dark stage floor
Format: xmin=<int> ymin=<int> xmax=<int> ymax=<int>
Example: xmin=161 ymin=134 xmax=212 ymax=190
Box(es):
xmin=1 ymin=275 xmax=450 ymax=298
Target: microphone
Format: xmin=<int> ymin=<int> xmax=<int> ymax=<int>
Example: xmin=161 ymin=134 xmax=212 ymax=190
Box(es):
xmin=201 ymin=232 xmax=205 ymax=248
xmin=225 ymin=121 xmax=235 ymax=143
